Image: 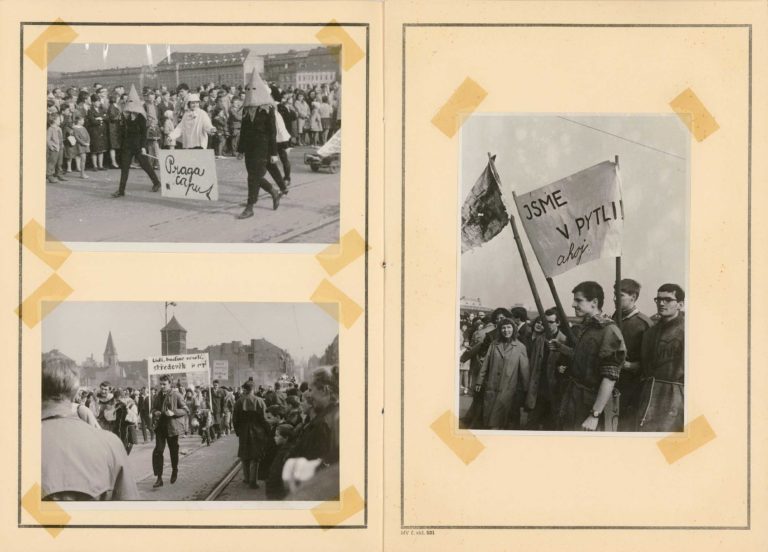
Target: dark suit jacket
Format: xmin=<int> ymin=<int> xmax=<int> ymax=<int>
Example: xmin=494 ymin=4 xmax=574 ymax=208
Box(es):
xmin=151 ymin=389 xmax=189 ymax=437
xmin=120 ymin=114 xmax=147 ymax=153
xmin=237 ymin=106 xmax=277 ymax=161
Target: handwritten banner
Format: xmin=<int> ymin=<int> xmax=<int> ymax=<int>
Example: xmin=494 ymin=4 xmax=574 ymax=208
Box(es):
xmin=148 ymin=353 xmax=210 ymax=375
xmin=159 ymin=149 xmax=218 ymax=201
xmin=514 ymin=160 xmax=623 ymax=278
xmin=212 ymin=359 xmax=229 ymax=380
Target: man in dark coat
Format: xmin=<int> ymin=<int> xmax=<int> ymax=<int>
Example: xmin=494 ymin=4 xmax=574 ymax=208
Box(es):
xmin=636 ymin=284 xmax=685 ymax=432
xmin=111 ymin=84 xmax=161 ymax=198
xmin=612 ymin=278 xmax=653 ymax=431
xmin=151 ymin=374 xmax=189 ymax=487
xmin=236 ymin=71 xmax=281 ymax=218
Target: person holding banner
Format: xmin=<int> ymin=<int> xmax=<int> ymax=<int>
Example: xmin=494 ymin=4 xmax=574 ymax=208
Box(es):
xmin=236 ymin=71 xmax=282 ymax=219
xmin=110 ymin=84 xmax=162 ymax=198
xmin=151 ymin=374 xmax=189 ymax=488
xmin=553 ymin=282 xmax=626 ymax=431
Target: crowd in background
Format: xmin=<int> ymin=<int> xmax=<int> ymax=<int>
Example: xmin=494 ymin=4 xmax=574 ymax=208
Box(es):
xmin=45 ymin=79 xmax=341 ymax=182
xmin=42 ymin=351 xmax=340 ymax=501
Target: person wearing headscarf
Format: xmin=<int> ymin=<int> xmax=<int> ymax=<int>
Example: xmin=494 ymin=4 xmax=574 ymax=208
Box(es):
xmin=111 ymin=84 xmax=162 ymax=198
xmin=474 ymin=317 xmax=530 ymax=429
xmin=235 ymin=71 xmax=281 ymax=218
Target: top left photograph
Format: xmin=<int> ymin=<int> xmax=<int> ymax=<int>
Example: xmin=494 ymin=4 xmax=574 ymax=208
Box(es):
xmin=43 ymin=41 xmax=344 ymax=245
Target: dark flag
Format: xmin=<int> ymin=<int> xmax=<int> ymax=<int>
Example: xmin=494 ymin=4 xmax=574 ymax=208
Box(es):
xmin=461 ymin=155 xmax=509 ymax=253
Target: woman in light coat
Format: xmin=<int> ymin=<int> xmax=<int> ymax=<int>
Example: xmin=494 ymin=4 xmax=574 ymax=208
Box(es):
xmin=475 ymin=318 xmax=530 ymax=429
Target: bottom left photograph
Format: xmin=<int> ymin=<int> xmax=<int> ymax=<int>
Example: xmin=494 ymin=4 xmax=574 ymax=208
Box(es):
xmin=40 ymin=301 xmax=340 ymax=502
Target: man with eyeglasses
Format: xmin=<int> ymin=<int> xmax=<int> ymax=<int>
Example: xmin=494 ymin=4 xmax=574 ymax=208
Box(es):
xmin=636 ymin=283 xmax=685 ymax=431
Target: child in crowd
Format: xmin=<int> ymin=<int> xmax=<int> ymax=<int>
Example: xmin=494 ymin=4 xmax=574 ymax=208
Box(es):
xmin=46 ymin=113 xmax=66 ymax=184
xmin=228 ymin=97 xmax=242 ymax=154
xmin=265 ymin=424 xmax=295 ymax=500
xmin=212 ymin=101 xmax=228 ymax=158
xmin=162 ymin=110 xmax=176 ymax=150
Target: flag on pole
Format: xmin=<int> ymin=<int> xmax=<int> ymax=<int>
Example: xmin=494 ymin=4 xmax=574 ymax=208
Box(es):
xmin=102 ymin=44 xmax=109 ymax=61
xmin=513 ymin=160 xmax=623 ymax=277
xmin=146 ymin=44 xmax=153 ymax=65
xmin=461 ymin=155 xmax=511 ymax=253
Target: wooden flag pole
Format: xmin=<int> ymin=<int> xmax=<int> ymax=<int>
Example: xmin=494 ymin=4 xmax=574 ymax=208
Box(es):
xmin=508 ymin=210 xmax=551 ymax=339
xmin=614 ymin=155 xmax=622 ymax=333
xmin=545 ymin=277 xmax=576 ymax=345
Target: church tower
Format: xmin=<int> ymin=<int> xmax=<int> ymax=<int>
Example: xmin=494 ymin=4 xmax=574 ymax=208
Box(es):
xmin=103 ymin=331 xmax=122 ymax=379
xmin=161 ymin=316 xmax=187 ymax=355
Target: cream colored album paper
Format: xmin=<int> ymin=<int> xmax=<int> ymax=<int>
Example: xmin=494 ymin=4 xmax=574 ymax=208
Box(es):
xmin=1 ymin=1 xmax=767 ymax=551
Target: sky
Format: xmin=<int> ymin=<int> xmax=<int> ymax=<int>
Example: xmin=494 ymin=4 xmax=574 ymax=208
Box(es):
xmin=460 ymin=114 xmax=689 ymax=318
xmin=42 ymin=302 xmax=338 ymax=364
xmin=47 ymin=43 xmax=316 ymax=73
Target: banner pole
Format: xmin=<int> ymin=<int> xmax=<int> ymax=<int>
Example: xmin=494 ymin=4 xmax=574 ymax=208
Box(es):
xmin=614 ymin=155 xmax=622 ymax=333
xmin=545 ymin=277 xmax=576 ymax=344
xmin=508 ymin=212 xmax=551 ymax=339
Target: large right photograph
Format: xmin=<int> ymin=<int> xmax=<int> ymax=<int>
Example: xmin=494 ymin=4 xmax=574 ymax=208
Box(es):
xmin=458 ymin=114 xmax=689 ymax=434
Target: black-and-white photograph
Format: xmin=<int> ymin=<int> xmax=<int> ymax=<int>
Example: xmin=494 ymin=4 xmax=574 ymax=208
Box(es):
xmin=45 ymin=43 xmax=342 ymax=244
xmin=458 ymin=115 xmax=688 ymax=433
xmin=41 ymin=302 xmax=340 ymax=502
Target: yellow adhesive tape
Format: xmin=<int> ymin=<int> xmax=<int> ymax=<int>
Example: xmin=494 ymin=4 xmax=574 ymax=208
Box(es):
xmin=21 ymin=484 xmax=71 ymax=537
xmin=316 ymin=20 xmax=364 ymax=71
xmin=316 ymin=229 xmax=369 ymax=276
xmin=24 ymin=19 xmax=78 ymax=70
xmin=430 ymin=410 xmax=485 ymax=465
xmin=310 ymin=279 xmax=363 ymax=329
xmin=17 ymin=219 xmax=71 ymax=271
xmin=16 ymin=274 xmax=74 ymax=329
xmin=657 ymin=415 xmax=716 ymax=464
xmin=431 ymin=77 xmax=488 ymax=138
xmin=669 ymin=87 xmax=720 ymax=142
xmin=311 ymin=485 xmax=365 ymax=528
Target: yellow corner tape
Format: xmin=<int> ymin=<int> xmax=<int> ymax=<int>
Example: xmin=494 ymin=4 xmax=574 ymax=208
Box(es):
xmin=316 ymin=20 xmax=364 ymax=71
xmin=430 ymin=410 xmax=485 ymax=465
xmin=22 ymin=484 xmax=71 ymax=537
xmin=24 ymin=19 xmax=78 ymax=70
xmin=431 ymin=77 xmax=488 ymax=138
xmin=17 ymin=219 xmax=71 ymax=271
xmin=657 ymin=415 xmax=716 ymax=464
xmin=310 ymin=279 xmax=363 ymax=329
xmin=316 ymin=229 xmax=369 ymax=276
xmin=669 ymin=87 xmax=720 ymax=142
xmin=311 ymin=485 xmax=365 ymax=528
xmin=16 ymin=273 xmax=74 ymax=329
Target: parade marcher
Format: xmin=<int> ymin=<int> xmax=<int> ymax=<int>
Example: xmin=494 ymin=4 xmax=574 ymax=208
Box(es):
xmin=111 ymin=84 xmax=162 ymax=198
xmin=233 ymin=380 xmax=272 ymax=489
xmin=524 ymin=308 xmax=567 ymax=430
xmin=169 ymin=93 xmax=216 ymax=150
xmin=42 ymin=354 xmax=139 ymax=500
xmin=138 ymin=387 xmax=154 ymax=443
xmin=268 ymin=86 xmax=292 ymax=194
xmin=236 ymin=71 xmax=282 ymax=219
xmin=113 ymin=389 xmax=139 ymax=455
xmin=554 ymin=281 xmax=627 ymax=431
xmin=151 ymin=374 xmax=189 ymax=488
xmin=612 ymin=278 xmax=653 ymax=431
xmin=474 ymin=318 xmax=530 ymax=429
xmin=223 ymin=387 xmax=235 ymax=435
xmin=95 ymin=381 xmax=117 ymax=432
xmin=636 ymin=284 xmax=685 ymax=432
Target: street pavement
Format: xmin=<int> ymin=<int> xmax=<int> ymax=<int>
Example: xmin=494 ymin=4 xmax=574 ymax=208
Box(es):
xmin=45 ymin=146 xmax=340 ymax=244
xmin=131 ymin=433 xmax=239 ymax=500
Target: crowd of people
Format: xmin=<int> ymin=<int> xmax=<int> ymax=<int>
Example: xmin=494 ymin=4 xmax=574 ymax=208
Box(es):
xmin=41 ymin=354 xmax=340 ymax=501
xmin=45 ymin=74 xmax=341 ymax=216
xmin=459 ymin=278 xmax=685 ymax=433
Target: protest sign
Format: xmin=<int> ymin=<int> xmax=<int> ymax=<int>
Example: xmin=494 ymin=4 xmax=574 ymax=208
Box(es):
xmin=158 ymin=149 xmax=218 ymax=201
xmin=513 ymin=160 xmax=623 ymax=278
xmin=212 ymin=359 xmax=229 ymax=381
xmin=148 ymin=352 xmax=210 ymax=376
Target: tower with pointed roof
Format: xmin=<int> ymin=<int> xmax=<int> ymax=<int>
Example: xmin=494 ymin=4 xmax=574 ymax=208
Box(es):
xmin=103 ymin=331 xmax=122 ymax=379
xmin=161 ymin=316 xmax=187 ymax=355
